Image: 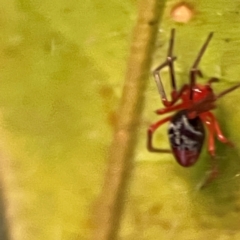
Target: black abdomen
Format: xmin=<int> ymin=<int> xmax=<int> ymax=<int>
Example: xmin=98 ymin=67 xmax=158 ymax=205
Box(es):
xmin=168 ymin=110 xmax=205 ymax=167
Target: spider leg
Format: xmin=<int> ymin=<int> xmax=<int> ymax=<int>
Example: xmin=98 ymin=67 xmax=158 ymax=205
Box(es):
xmin=207 ymin=77 xmax=219 ymax=85
xmin=152 ymin=29 xmax=177 ymax=106
xmin=199 ymin=110 xmax=236 ymax=188
xmin=201 ymin=114 xmax=216 ymax=157
xmin=217 ymin=83 xmax=240 ymax=99
xmin=147 ymin=116 xmax=172 ymax=153
xmin=155 ymin=84 xmax=189 ymax=111
xmin=199 ymin=114 xmax=218 ymax=188
xmin=187 ymin=81 xmax=240 ymax=118
xmin=167 ymin=29 xmax=177 ymax=91
xmin=187 ymin=95 xmax=216 ymax=119
xmin=189 ymin=32 xmax=214 ymax=99
xmin=155 ymin=103 xmax=185 ymax=115
xmin=205 ymin=112 xmax=234 ymax=147
xmin=168 ymin=84 xmax=189 ymax=106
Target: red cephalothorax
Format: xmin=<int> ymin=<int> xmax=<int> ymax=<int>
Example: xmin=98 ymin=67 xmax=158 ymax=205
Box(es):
xmin=148 ymin=29 xmax=240 ymax=186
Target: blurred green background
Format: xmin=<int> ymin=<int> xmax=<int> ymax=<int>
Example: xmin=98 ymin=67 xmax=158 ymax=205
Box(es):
xmin=1 ymin=0 xmax=240 ymax=239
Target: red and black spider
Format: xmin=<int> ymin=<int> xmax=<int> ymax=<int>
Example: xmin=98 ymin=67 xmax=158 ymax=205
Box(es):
xmin=147 ymin=29 xmax=240 ymax=179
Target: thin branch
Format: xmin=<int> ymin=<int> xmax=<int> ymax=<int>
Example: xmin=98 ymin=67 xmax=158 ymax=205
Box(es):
xmin=91 ymin=0 xmax=167 ymax=239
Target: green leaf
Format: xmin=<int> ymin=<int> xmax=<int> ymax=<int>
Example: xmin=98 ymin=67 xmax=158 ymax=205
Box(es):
xmin=0 ymin=0 xmax=136 ymax=239
xmin=1 ymin=0 xmax=240 ymax=240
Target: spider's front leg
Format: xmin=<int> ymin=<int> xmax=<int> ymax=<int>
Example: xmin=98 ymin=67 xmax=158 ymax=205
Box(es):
xmin=154 ymin=84 xmax=190 ymax=116
xmin=155 ymin=103 xmax=185 ymax=115
xmin=147 ymin=116 xmax=172 ymax=153
xmin=189 ymin=32 xmax=214 ymax=99
xmin=152 ymin=29 xmax=179 ymax=107
xmin=153 ymin=57 xmax=177 ymax=106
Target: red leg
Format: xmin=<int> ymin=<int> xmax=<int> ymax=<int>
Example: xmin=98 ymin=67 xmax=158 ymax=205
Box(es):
xmin=199 ymin=112 xmax=234 ymax=188
xmin=199 ymin=114 xmax=218 ymax=188
xmin=166 ymin=84 xmax=189 ymax=106
xmin=159 ymin=84 xmax=189 ymax=107
xmin=187 ymin=94 xmax=216 ymax=119
xmin=155 ymin=103 xmax=185 ymax=115
xmin=206 ymin=112 xmax=234 ymax=147
xmin=201 ymin=114 xmax=215 ymax=157
xmin=147 ymin=116 xmax=172 ymax=153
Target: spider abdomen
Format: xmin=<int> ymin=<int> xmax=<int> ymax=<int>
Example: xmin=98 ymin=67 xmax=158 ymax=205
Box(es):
xmin=168 ymin=110 xmax=205 ymax=167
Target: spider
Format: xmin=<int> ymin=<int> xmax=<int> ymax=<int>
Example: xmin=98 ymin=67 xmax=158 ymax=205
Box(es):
xmin=147 ymin=29 xmax=240 ymax=182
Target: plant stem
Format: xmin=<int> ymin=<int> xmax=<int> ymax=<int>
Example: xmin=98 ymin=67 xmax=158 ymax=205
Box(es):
xmin=91 ymin=1 xmax=167 ymax=239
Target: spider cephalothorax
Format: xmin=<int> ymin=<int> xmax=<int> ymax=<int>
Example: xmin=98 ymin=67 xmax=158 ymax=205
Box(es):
xmin=147 ymin=29 xmax=240 ymax=183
